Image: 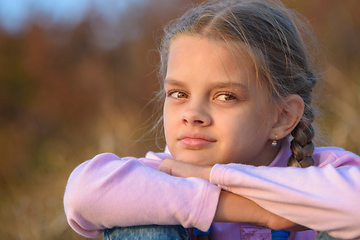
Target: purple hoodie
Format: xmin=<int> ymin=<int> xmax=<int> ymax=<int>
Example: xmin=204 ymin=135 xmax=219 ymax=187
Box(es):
xmin=64 ymin=141 xmax=360 ymax=239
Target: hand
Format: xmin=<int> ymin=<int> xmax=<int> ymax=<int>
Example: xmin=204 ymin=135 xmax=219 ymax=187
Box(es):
xmin=157 ymin=158 xmax=212 ymax=181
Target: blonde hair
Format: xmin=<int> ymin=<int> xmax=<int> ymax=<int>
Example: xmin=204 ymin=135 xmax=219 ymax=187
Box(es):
xmin=158 ymin=0 xmax=318 ymax=168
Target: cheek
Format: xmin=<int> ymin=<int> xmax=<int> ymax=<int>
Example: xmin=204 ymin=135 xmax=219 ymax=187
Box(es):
xmin=163 ymin=114 xmax=171 ymax=139
xmin=216 ymin=110 xmax=249 ymax=134
xmin=163 ymin=104 xmax=177 ymax=140
xmin=163 ymin=103 xmax=171 ymax=124
xmin=164 ymin=102 xmax=183 ymax=124
xmin=217 ymin=112 xmax=263 ymax=146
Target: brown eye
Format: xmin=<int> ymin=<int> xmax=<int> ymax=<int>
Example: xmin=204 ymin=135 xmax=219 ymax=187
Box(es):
xmin=169 ymin=91 xmax=188 ymax=99
xmin=216 ymin=93 xmax=237 ymax=101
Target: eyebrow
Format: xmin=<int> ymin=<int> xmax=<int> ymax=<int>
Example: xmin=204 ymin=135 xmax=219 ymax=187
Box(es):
xmin=164 ymin=78 xmax=249 ymax=91
xmin=164 ymin=78 xmax=186 ymax=87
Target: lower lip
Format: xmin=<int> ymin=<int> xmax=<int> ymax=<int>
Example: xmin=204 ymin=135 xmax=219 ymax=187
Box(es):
xmin=179 ymin=138 xmax=215 ymax=149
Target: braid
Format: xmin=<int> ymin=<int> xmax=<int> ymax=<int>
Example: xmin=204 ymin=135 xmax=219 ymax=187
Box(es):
xmin=288 ymin=121 xmax=315 ymax=167
xmin=287 ymin=71 xmax=316 ymax=168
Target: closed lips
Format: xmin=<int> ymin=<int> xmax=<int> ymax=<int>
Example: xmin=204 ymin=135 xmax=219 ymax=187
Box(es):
xmin=178 ymin=133 xmax=216 ymax=149
xmin=178 ymin=133 xmax=216 ymax=142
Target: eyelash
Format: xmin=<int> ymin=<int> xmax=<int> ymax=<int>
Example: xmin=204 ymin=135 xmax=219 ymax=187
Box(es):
xmin=166 ymin=90 xmax=239 ymax=103
xmin=166 ymin=90 xmax=189 ymax=99
xmin=215 ymin=92 xmax=238 ymax=102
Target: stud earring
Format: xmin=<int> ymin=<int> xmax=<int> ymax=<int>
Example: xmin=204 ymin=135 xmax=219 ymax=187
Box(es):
xmin=272 ymin=135 xmax=278 ymax=147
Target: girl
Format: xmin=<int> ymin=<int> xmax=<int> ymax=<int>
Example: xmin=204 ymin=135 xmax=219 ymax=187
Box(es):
xmin=64 ymin=0 xmax=360 ymax=239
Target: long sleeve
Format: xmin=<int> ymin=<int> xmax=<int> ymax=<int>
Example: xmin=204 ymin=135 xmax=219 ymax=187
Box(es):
xmin=64 ymin=153 xmax=221 ymax=238
xmin=209 ymin=148 xmax=360 ymax=239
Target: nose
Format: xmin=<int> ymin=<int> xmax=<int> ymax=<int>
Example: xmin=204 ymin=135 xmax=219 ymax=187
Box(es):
xmin=181 ymin=101 xmax=211 ymax=126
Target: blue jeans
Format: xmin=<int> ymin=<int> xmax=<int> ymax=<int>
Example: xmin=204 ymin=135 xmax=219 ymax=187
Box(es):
xmin=314 ymin=232 xmax=347 ymax=240
xmin=103 ymin=225 xmax=190 ymax=240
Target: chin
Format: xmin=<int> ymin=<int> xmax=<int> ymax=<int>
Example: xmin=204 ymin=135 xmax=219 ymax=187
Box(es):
xmin=174 ymin=153 xmax=211 ymax=166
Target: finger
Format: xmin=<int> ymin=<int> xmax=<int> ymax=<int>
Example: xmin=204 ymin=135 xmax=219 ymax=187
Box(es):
xmin=157 ymin=165 xmax=172 ymax=175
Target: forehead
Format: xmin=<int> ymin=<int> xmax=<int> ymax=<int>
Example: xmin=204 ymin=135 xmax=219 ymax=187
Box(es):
xmin=167 ymin=35 xmax=257 ymax=88
xmin=170 ymin=35 xmax=248 ymax=67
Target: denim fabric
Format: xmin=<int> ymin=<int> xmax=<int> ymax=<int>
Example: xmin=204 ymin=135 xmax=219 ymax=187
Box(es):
xmin=314 ymin=232 xmax=347 ymax=240
xmin=103 ymin=225 xmax=190 ymax=240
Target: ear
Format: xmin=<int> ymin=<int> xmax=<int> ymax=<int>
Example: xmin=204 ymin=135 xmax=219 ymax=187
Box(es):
xmin=271 ymin=94 xmax=304 ymax=139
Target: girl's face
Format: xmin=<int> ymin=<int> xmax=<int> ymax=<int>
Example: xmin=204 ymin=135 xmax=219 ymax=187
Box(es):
xmin=163 ymin=35 xmax=280 ymax=166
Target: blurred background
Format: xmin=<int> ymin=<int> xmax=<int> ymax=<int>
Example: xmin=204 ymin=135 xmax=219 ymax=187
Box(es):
xmin=0 ymin=0 xmax=359 ymax=239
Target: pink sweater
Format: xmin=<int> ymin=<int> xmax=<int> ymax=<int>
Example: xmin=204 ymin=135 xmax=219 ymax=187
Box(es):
xmin=64 ymin=141 xmax=360 ymax=239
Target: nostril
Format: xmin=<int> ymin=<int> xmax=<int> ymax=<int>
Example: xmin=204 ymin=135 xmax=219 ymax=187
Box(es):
xmin=181 ymin=109 xmax=211 ymax=126
xmin=182 ymin=117 xmax=205 ymax=125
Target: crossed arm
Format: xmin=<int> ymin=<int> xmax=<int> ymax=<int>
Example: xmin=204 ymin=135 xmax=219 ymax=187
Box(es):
xmin=158 ymin=158 xmax=307 ymax=231
xmin=65 ymin=151 xmax=360 ymax=238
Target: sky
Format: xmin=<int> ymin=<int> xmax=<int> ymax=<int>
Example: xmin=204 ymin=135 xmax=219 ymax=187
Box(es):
xmin=0 ymin=0 xmax=149 ymax=49
xmin=0 ymin=0 xmax=147 ymax=34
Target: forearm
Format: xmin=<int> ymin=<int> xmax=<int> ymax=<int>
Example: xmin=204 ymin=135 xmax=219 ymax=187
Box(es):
xmin=214 ymin=190 xmax=305 ymax=231
xmin=211 ymin=163 xmax=360 ymax=238
xmin=64 ymin=153 xmax=220 ymax=237
xmin=158 ymin=159 xmax=304 ymax=230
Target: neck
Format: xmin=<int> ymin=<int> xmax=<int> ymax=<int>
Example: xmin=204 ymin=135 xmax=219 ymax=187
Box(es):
xmin=253 ymin=139 xmax=283 ymax=166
